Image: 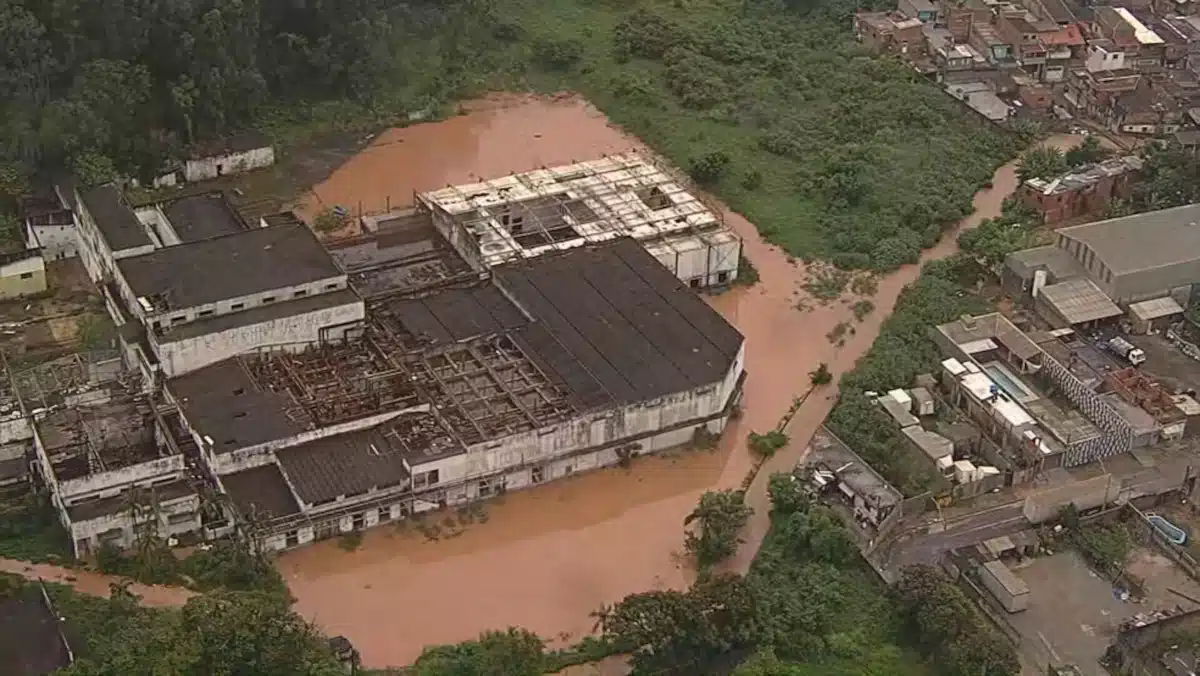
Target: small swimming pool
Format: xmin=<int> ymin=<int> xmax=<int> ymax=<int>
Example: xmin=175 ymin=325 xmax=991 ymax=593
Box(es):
xmin=983 ymin=362 xmax=1038 ymax=403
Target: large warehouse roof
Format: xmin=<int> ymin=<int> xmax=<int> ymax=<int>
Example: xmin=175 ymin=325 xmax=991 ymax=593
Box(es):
xmin=1057 ymin=203 xmax=1200 ymax=275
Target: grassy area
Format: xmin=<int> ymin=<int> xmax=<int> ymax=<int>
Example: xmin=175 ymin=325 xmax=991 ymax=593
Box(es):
xmin=250 ymin=0 xmax=1019 ymax=272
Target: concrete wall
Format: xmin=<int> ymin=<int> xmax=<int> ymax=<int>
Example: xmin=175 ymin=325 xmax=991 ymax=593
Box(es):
xmin=184 ymin=147 xmax=275 ymax=182
xmin=153 ymin=298 xmax=365 ymax=377
xmin=68 ymin=491 xmax=201 ymax=556
xmin=0 ymin=254 xmax=47 ymax=299
xmin=134 ymin=206 xmax=180 ymax=247
xmin=75 ymin=195 xmax=157 ymax=286
xmin=27 ymin=223 xmax=78 ymax=261
xmin=255 ymin=351 xmax=745 ymax=551
xmin=258 ymin=409 xmax=734 ymax=553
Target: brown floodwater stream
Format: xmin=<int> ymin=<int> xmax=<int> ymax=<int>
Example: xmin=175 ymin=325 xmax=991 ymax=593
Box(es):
xmin=279 ymin=93 xmax=1087 ymax=668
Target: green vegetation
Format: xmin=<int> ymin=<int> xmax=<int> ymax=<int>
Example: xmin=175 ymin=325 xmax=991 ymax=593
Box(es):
xmin=827 ymin=255 xmax=988 ymax=496
xmin=1071 ymin=522 xmax=1133 ymax=578
xmin=957 ymin=198 xmax=1040 ymax=269
xmin=1 ymin=0 xmax=1016 ymax=272
xmin=591 ymin=473 xmax=1017 ymax=675
xmin=0 ymin=492 xmax=71 ymax=563
xmin=749 ymin=429 xmax=789 ymax=458
xmin=684 ymin=489 xmax=753 ymax=568
xmin=895 ymin=565 xmax=1020 ymax=676
xmin=1115 ymin=141 xmax=1200 ymax=214
xmin=48 ymin=580 xmax=343 ymax=675
xmin=95 ymin=536 xmax=287 ymax=596
xmin=1015 ymin=136 xmax=1111 ymax=183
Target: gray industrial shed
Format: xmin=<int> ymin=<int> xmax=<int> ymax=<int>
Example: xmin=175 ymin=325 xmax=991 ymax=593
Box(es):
xmin=1054 ymin=204 xmax=1200 ymax=304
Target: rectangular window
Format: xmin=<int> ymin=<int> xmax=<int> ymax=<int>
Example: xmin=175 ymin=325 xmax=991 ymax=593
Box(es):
xmin=19 ymin=272 xmax=32 ymax=279
xmin=198 ymin=309 xmax=214 ymax=317
xmin=413 ymin=469 xmax=440 ymax=489
xmin=285 ymin=531 xmax=300 ymax=548
xmin=294 ymin=289 xmax=308 ymax=298
xmin=531 ymin=466 xmax=544 ymax=484
xmin=378 ymin=506 xmax=392 ymax=523
xmin=262 ymin=296 xmax=275 ymax=304
xmin=172 ymin=315 xmax=186 ymax=323
xmin=230 ymin=302 xmax=244 ymax=311
xmin=325 ymin=283 xmax=339 ymax=291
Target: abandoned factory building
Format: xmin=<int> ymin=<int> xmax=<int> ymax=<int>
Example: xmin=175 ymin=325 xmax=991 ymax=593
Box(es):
xmin=21 ymin=177 xmax=746 ymax=554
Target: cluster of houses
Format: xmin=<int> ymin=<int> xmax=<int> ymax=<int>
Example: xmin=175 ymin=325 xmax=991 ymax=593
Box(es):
xmin=807 ymin=201 xmax=1200 ymax=537
xmin=856 ymin=0 xmax=1200 ymax=133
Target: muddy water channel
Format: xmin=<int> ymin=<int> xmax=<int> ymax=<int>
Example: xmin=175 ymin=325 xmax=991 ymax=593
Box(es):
xmin=278 ymin=93 xmax=1085 ymax=667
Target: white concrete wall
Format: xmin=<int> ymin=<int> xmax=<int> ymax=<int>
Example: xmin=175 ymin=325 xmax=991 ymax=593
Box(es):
xmin=57 ymin=454 xmax=186 ymax=501
xmin=153 ymin=298 xmax=365 ymax=377
xmin=0 ymin=254 xmax=47 ymax=299
xmin=68 ymin=492 xmax=201 ymax=554
xmin=134 ymin=206 xmax=180 ymax=247
xmin=28 ymin=223 xmax=78 ymax=261
xmin=184 ymin=147 xmax=275 ymax=182
xmin=143 ymin=277 xmax=351 ymax=333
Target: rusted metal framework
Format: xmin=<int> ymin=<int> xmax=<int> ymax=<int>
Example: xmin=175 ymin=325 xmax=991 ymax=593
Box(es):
xmin=411 ymin=334 xmax=574 ymax=445
xmin=240 ymin=343 xmax=419 ymax=428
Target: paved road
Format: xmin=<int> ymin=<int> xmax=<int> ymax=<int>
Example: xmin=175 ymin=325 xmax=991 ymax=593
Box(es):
xmin=877 ymin=445 xmax=1200 ymax=577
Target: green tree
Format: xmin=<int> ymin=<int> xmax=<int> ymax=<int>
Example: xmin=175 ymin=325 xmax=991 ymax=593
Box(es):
xmin=684 ymin=489 xmax=752 ymax=567
xmin=1015 ymin=145 xmax=1067 ymax=183
xmin=1064 ymin=135 xmax=1110 ymax=167
xmin=597 ymin=574 xmax=756 ymax=675
xmin=766 ymin=472 xmax=808 ymax=516
xmin=413 ymin=628 xmax=546 ymax=676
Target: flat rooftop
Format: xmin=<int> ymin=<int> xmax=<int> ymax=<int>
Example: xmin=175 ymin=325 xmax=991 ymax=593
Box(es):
xmin=278 ymin=408 xmax=465 ymax=505
xmin=117 ymin=223 xmax=343 ymax=312
xmin=419 ymin=153 xmax=734 ymax=268
xmin=162 ymin=192 xmax=248 ymax=243
xmin=221 ymin=464 xmax=300 ymax=520
xmin=173 ymin=238 xmax=743 ymax=458
xmin=78 ymin=184 xmax=152 ymax=252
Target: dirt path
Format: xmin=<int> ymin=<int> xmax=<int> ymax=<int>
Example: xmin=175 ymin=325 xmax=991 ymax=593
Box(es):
xmin=0 ymin=557 xmax=194 ymax=607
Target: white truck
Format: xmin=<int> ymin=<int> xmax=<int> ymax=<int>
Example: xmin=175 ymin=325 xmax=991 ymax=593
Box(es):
xmin=1107 ymin=336 xmax=1146 ymax=366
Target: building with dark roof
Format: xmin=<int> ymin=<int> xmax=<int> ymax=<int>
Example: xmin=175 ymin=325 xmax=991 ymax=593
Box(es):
xmin=1054 ymin=203 xmax=1200 ymax=304
xmin=167 ymin=236 xmax=745 ymax=552
xmin=108 ymin=222 xmax=363 ymax=377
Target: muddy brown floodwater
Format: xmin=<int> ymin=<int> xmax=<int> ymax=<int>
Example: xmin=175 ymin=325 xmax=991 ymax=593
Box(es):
xmin=279 ymin=92 xmax=1087 ymax=668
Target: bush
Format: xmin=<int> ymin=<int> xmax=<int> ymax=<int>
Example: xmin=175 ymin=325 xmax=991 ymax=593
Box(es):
xmin=748 ymin=429 xmax=788 ymax=457
xmin=533 ymin=37 xmax=584 ymax=70
xmin=688 ymin=151 xmax=731 ymax=185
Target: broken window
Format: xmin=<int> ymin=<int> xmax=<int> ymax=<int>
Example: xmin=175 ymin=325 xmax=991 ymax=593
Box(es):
xmin=531 ymin=466 xmax=544 ymax=484
xmin=413 ymin=469 xmax=440 ymax=489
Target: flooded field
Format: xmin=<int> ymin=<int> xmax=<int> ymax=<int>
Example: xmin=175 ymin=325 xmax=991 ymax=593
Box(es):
xmin=277 ymin=92 xmax=1087 ymax=667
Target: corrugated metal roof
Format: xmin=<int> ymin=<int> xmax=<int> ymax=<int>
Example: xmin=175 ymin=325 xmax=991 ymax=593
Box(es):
xmin=1129 ymin=296 xmax=1184 ymax=322
xmin=1057 ymin=204 xmax=1200 ymax=275
xmin=1039 ymin=278 xmax=1123 ymax=325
